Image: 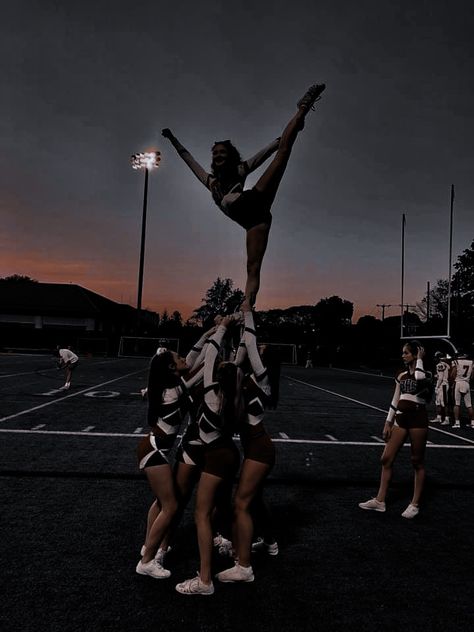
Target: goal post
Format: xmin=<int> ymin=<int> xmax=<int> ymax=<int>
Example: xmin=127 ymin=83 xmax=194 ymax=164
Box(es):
xmin=118 ymin=336 xmax=180 ymax=358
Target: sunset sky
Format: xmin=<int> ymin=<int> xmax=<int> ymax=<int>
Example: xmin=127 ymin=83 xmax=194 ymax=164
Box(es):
xmin=2 ymin=0 xmax=473 ymax=323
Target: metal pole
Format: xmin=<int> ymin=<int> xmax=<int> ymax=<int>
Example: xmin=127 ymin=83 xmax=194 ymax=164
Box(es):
xmin=446 ymin=184 xmax=454 ymax=338
xmin=426 ymin=281 xmax=430 ymax=323
xmin=136 ymin=167 xmax=149 ymax=330
xmin=400 ymin=213 xmax=406 ymax=338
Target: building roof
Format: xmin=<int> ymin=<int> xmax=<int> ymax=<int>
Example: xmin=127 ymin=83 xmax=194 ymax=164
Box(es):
xmin=0 ymin=282 xmax=131 ymax=317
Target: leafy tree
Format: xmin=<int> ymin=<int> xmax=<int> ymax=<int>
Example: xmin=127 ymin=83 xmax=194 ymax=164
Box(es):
xmin=453 ymin=240 xmax=474 ymax=324
xmin=158 ymin=309 xmax=183 ymax=336
xmin=416 ymin=279 xmax=449 ymax=321
xmin=356 ymin=315 xmax=380 ymax=329
xmin=415 ymin=242 xmax=474 ymax=343
xmin=191 ymin=277 xmax=244 ymax=326
xmin=0 ymin=275 xmax=38 ymax=283
xmin=314 ymin=296 xmax=354 ymax=327
xmin=171 ymin=311 xmax=183 ymax=326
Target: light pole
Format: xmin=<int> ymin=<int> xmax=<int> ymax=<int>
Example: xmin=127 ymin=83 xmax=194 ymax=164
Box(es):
xmin=130 ymin=151 xmax=161 ymax=332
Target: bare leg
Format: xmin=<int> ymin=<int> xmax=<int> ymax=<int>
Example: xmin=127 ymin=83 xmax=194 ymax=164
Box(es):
xmin=142 ymin=464 xmax=178 ymax=563
xmin=144 ymin=500 xmax=160 ymax=549
xmin=243 ymin=105 xmax=318 ymax=305
xmin=233 ymin=459 xmax=271 ymax=567
xmin=375 ymin=426 xmax=407 ymax=502
xmin=250 ymin=490 xmax=276 ymax=544
xmin=253 ymin=107 xmax=309 ymax=206
xmin=245 ymin=223 xmax=270 ymax=306
xmin=160 ymin=462 xmax=200 ymax=551
xmin=213 ymin=476 xmax=235 ymax=541
xmin=408 ymin=427 xmax=428 ymax=505
xmin=194 ymin=472 xmax=225 ymax=585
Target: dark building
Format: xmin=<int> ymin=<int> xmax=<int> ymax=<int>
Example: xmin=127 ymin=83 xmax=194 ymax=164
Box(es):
xmin=0 ymin=282 xmax=159 ymax=355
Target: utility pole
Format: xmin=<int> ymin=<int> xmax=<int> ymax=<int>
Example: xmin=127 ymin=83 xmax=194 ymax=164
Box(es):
xmin=376 ymin=304 xmax=394 ymax=322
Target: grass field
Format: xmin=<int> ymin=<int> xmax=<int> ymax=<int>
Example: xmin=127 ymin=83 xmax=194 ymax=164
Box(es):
xmin=1 ymin=355 xmax=473 ymax=632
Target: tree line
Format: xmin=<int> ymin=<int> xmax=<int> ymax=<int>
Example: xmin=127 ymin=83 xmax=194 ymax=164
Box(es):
xmin=2 ymin=240 xmax=473 ymax=359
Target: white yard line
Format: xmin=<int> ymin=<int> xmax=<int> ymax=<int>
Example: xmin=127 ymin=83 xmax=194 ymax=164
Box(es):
xmin=327 ymin=367 xmax=392 ymax=379
xmin=0 ymin=369 xmax=146 ymax=423
xmin=286 ymin=376 xmax=474 ymax=446
xmin=370 ymin=435 xmax=384 ymax=443
xmin=0 ymin=428 xmax=473 ymax=449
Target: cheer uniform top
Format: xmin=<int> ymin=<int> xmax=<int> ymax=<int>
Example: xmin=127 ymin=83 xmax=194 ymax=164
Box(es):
xmin=137 ymin=340 xmax=206 ymax=469
xmin=170 ymin=137 xmax=280 ymax=230
xmin=198 ymin=324 xmax=240 ymax=478
xmin=386 ymin=359 xmax=432 ymax=429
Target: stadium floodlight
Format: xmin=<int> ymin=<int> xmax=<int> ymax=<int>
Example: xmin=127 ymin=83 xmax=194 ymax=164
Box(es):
xmin=131 ymin=152 xmax=161 ymax=170
xmin=130 ymin=151 xmax=161 ymax=332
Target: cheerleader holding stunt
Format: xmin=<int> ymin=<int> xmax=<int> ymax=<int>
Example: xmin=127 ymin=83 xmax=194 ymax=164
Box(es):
xmin=162 ymin=83 xmax=325 ymax=306
xmin=359 ymin=341 xmax=432 ymax=519
xmin=176 ymin=315 xmax=242 ymax=595
xmin=216 ymin=300 xmax=280 ymax=584
xmin=135 ymin=334 xmax=211 ymax=579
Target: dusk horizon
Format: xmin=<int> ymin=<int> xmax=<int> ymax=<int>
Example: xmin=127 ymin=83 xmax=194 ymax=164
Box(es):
xmin=2 ymin=1 xmax=473 ymax=327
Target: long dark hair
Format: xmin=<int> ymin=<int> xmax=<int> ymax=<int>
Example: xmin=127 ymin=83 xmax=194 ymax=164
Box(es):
xmin=211 ymin=140 xmax=242 ymax=178
xmin=216 ymin=361 xmax=244 ymax=431
xmin=402 ymin=340 xmax=433 ymax=400
xmin=403 ymin=339 xmax=421 ymax=357
xmin=147 ymin=351 xmax=180 ymax=423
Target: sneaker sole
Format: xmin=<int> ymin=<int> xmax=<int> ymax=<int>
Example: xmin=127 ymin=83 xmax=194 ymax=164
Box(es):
xmin=217 ymin=575 xmax=255 ymax=583
xmin=136 ymin=568 xmax=171 ymax=579
xmin=358 ymin=505 xmax=386 ymax=512
xmin=175 ymin=587 xmax=214 ymax=595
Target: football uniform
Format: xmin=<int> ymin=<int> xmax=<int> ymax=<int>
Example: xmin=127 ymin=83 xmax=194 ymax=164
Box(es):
xmin=434 ymin=360 xmax=449 ymax=407
xmin=454 ymin=359 xmax=473 ymax=407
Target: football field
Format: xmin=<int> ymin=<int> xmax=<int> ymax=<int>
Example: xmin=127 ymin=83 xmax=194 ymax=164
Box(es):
xmin=1 ymin=355 xmax=473 ymax=632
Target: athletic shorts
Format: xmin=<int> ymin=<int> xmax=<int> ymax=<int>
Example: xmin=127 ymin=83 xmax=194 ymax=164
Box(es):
xmin=175 ymin=440 xmax=206 ymax=469
xmin=202 ymin=441 xmax=240 ymax=479
xmin=435 ymin=385 xmax=448 ymax=407
xmin=137 ymin=433 xmax=173 ymax=469
xmin=225 ymin=189 xmax=273 ymax=231
xmin=240 ymin=426 xmax=275 ymax=467
xmin=394 ymin=400 xmax=429 ymax=429
xmin=455 ymin=382 xmax=472 ymax=407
